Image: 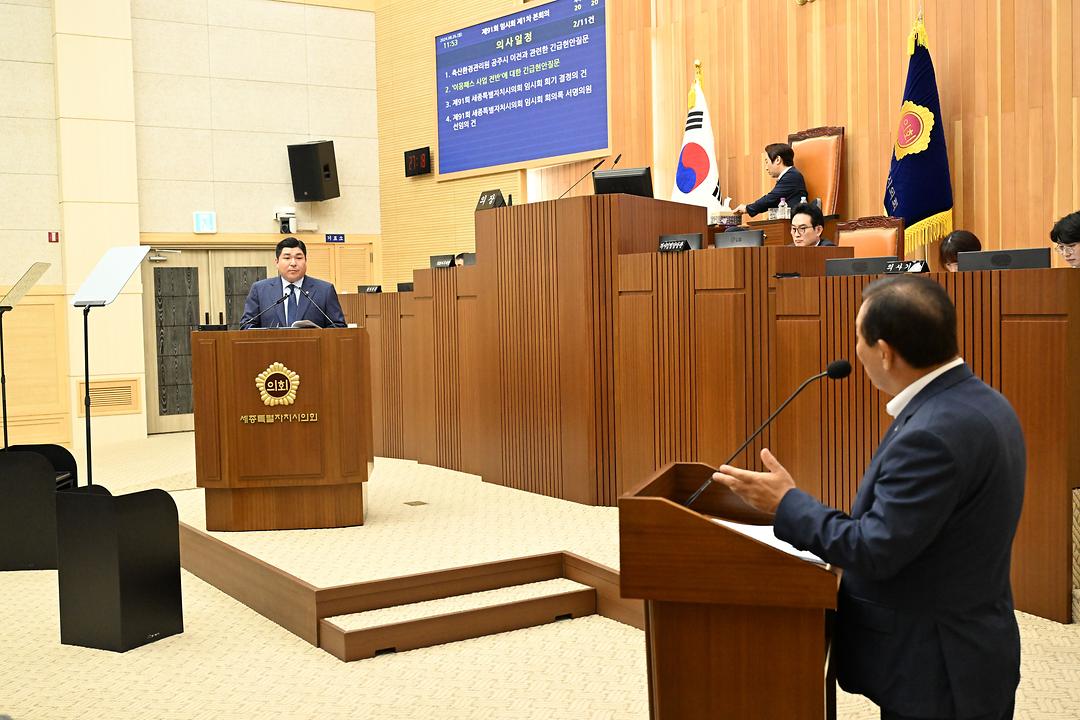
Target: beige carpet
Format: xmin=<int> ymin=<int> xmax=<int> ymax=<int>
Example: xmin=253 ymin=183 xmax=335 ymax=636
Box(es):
xmin=1 ymin=433 xmax=1077 ymax=719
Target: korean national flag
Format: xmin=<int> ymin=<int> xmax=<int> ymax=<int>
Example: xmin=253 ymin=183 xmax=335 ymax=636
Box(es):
xmin=671 ymin=76 xmax=721 ymax=211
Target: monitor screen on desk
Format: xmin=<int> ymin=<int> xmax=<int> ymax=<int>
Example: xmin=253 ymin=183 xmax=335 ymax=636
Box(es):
xmin=956 ymin=248 xmax=1051 ymax=271
xmin=592 ymin=167 xmax=653 ymax=199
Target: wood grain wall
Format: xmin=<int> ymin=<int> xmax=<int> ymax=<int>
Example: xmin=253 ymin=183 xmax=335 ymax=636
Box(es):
xmin=377 ymin=0 xmax=1080 ymax=284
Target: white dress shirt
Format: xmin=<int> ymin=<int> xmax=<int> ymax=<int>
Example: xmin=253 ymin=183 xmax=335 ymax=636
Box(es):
xmin=885 ymin=356 xmax=965 ymax=417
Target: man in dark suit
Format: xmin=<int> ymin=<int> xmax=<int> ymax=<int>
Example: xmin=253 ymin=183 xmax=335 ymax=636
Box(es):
xmin=240 ymin=237 xmax=346 ymax=328
xmin=790 ymin=202 xmax=835 ymax=247
xmin=714 ymin=275 xmax=1024 ymax=720
xmin=734 ymin=142 xmax=809 ymax=217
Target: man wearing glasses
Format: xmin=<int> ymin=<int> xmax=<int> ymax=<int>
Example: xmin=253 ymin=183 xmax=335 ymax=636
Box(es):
xmin=1051 ymin=210 xmax=1080 ymax=268
xmin=790 ymin=202 xmax=835 ymax=247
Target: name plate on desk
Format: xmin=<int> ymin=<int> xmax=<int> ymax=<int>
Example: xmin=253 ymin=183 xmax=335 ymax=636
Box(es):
xmin=430 ymin=254 xmax=456 ymax=269
xmin=884 ymin=260 xmax=929 ymax=274
xmin=359 ymin=285 xmax=382 ymax=293
xmin=658 ymin=233 xmax=703 ymax=253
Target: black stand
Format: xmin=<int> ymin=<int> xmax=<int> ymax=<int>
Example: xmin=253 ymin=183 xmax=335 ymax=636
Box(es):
xmin=0 ymin=305 xmax=10 ymax=448
xmin=0 ymin=451 xmax=58 ymax=570
xmin=56 ymin=485 xmax=184 ymax=651
xmin=78 ymin=303 xmax=103 ymax=486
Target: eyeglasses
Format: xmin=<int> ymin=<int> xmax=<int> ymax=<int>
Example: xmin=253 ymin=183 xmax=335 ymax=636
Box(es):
xmin=790 ymin=225 xmax=814 ymax=236
xmin=1053 ymin=243 xmax=1079 ymax=256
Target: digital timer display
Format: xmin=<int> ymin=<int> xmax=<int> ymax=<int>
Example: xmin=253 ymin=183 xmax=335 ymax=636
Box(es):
xmin=404 ymin=146 xmax=432 ymax=177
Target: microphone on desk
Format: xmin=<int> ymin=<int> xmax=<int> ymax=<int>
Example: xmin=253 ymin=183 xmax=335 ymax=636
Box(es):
xmin=557 ymin=157 xmax=606 ymax=200
xmin=611 ymin=153 xmax=622 ymax=169
xmin=684 ymin=359 xmax=852 ymax=508
xmin=298 ymin=287 xmax=342 ymax=328
xmin=239 ymin=292 xmax=290 ymax=330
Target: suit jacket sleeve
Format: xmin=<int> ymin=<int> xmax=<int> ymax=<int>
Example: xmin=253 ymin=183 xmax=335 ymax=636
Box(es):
xmin=324 ymin=284 xmax=346 ymax=327
xmin=773 ymin=428 xmax=962 ymax=580
xmin=239 ymin=281 xmax=262 ymax=328
xmin=746 ymin=169 xmax=803 ymax=216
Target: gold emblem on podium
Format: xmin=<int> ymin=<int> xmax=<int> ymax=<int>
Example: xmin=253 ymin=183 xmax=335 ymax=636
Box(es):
xmin=256 ymin=362 xmax=300 ymax=406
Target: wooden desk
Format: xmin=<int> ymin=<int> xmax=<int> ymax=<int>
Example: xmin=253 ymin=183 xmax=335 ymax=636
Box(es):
xmin=772 ymin=269 xmax=1080 ymax=623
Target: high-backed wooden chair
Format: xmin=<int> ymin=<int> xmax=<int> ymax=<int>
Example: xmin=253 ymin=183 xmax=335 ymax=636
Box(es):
xmin=837 ymin=216 xmax=906 ymax=259
xmin=788 ymin=126 xmax=844 ymax=215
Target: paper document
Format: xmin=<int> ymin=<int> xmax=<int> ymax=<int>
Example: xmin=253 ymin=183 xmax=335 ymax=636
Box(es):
xmin=713 ymin=519 xmax=827 ymax=566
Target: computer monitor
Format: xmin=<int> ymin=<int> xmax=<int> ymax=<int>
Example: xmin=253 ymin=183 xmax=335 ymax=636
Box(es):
xmin=825 ymin=256 xmax=898 ymax=277
xmin=592 ymin=167 xmax=653 ymax=199
xmin=714 ymin=230 xmax=764 ymax=248
xmin=956 ymin=248 xmax=1051 ymax=271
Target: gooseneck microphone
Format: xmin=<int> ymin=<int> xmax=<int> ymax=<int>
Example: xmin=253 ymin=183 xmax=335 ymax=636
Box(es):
xmin=239 ymin=291 xmax=290 ymax=330
xmin=684 ymin=359 xmax=852 ymax=508
xmin=299 ymin=287 xmax=341 ymax=328
xmin=611 ymin=153 xmax=622 ymax=169
xmin=557 ymin=157 xmax=606 ymax=200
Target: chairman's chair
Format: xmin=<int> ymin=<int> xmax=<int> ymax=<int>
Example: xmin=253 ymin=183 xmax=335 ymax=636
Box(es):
xmin=837 ymin=216 xmax=906 ymax=259
xmin=788 ymin=126 xmax=845 ymax=216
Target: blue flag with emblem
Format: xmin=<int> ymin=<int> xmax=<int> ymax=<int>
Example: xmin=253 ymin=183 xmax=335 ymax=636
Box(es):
xmin=883 ymin=15 xmax=953 ymax=255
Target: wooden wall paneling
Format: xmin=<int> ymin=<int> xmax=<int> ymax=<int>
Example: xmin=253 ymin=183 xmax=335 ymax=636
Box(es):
xmin=615 ymin=253 xmax=658 ymax=495
xmin=0 ymin=288 xmax=71 ymax=446
xmin=454 ymin=265 xmax=498 ymax=482
xmin=692 ymin=250 xmax=750 ymax=472
xmin=407 ymin=274 xmax=439 ymax=466
xmin=430 ymin=268 xmax=462 ymax=471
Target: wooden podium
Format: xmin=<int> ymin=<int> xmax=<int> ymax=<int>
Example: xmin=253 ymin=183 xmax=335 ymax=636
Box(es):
xmin=191 ymin=328 xmax=373 ymax=531
xmin=620 ymin=462 xmax=839 ymax=720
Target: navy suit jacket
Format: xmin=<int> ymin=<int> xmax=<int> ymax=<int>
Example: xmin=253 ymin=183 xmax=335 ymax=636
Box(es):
xmin=746 ymin=166 xmax=810 ymax=216
xmin=775 ymin=365 xmax=1024 ymax=718
xmin=239 ymin=275 xmax=345 ymax=329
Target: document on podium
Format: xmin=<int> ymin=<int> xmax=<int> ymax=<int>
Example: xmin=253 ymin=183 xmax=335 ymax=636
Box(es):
xmin=713 ymin=519 xmax=827 ymax=566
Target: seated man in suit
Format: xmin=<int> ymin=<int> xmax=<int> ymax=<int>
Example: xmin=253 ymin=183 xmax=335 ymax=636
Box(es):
xmin=240 ymin=237 xmax=346 ymax=328
xmin=790 ymin=202 xmax=835 ymax=247
xmin=734 ymin=142 xmax=809 ymax=217
xmin=714 ymin=275 xmax=1024 ymax=720
xmin=1050 ymin=210 xmax=1080 ymax=268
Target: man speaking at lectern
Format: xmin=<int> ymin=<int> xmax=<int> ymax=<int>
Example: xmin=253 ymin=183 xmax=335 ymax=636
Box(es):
xmin=714 ymin=276 xmax=1024 ymax=720
xmin=240 ymin=237 xmax=345 ymax=329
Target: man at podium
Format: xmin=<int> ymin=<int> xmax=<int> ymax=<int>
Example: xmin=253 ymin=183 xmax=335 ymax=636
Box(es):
xmin=240 ymin=237 xmax=345 ymax=329
xmin=714 ymin=276 xmax=1024 ymax=720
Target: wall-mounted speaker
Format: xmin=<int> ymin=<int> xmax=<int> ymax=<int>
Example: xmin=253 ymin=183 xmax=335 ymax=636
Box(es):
xmin=287 ymin=141 xmax=340 ymax=202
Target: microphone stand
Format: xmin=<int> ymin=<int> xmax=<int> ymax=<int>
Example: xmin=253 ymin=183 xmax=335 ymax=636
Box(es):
xmin=239 ymin=292 xmax=290 ymax=330
xmin=684 ymin=368 xmax=830 ymax=507
xmin=299 ymin=288 xmax=341 ymax=328
xmin=557 ymin=158 xmax=605 ymax=200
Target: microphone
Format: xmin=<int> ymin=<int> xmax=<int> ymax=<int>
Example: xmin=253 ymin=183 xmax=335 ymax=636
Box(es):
xmin=684 ymin=359 xmax=852 ymax=507
xmin=240 ymin=292 xmax=290 ymax=330
xmin=611 ymin=153 xmax=622 ymax=169
xmin=299 ymin=287 xmax=341 ymax=328
xmin=557 ymin=157 xmax=606 ymax=200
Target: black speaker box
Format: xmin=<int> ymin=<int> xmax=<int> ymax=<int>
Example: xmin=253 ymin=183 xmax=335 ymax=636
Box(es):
xmin=288 ymin=140 xmax=340 ymax=201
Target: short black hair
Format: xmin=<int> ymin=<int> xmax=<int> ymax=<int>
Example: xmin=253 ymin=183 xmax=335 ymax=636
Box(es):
xmin=1050 ymin=211 xmax=1080 ymax=246
xmin=939 ymin=230 xmax=982 ymax=265
xmin=791 ymin=202 xmax=824 ymax=230
xmin=764 ymin=143 xmax=795 ymax=166
xmin=275 ymin=236 xmax=307 ymax=258
xmin=860 ymin=275 xmax=958 ymax=369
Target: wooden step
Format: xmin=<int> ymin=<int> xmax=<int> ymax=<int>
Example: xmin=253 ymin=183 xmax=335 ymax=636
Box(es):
xmin=319 ymin=579 xmax=596 ymax=661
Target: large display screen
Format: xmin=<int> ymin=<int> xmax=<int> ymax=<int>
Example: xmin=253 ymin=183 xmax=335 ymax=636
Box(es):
xmin=435 ymin=0 xmax=608 ymax=176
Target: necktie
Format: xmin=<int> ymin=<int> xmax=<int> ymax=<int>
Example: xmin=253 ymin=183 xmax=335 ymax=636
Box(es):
xmin=287 ymin=284 xmax=298 ymax=324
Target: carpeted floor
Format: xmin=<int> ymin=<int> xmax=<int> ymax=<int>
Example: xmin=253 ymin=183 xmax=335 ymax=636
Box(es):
xmin=1 ymin=433 xmax=1077 ymax=719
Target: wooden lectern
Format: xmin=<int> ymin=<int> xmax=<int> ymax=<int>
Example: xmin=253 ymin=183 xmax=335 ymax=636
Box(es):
xmin=192 ymin=328 xmax=373 ymax=531
xmin=620 ymin=462 xmax=839 ymax=720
